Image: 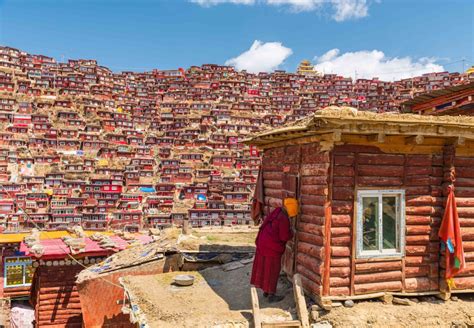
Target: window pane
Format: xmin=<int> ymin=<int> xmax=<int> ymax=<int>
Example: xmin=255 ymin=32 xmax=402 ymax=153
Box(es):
xmin=25 ymin=265 xmax=34 ymax=284
xmin=362 ymin=197 xmax=379 ymax=251
xmin=383 ymin=196 xmax=397 ymax=250
xmin=5 ymin=265 xmax=24 ymax=287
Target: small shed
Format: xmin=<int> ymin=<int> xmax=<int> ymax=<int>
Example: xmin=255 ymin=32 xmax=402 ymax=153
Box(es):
xmin=246 ymin=107 xmax=474 ymax=306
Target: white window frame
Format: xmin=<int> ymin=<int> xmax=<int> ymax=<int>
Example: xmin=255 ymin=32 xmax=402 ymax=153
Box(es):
xmin=4 ymin=256 xmax=33 ymax=288
xmin=356 ymin=189 xmax=405 ymax=259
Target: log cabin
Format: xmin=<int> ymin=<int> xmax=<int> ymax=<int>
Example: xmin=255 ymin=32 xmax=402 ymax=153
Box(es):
xmin=245 ymin=106 xmax=474 ymax=307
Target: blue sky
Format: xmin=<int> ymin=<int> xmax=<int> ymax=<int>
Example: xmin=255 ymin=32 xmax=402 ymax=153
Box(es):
xmin=0 ymin=0 xmax=472 ymax=79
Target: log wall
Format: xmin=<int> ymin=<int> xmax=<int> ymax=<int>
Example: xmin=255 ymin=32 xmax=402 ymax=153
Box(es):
xmin=262 ymin=143 xmax=330 ymax=298
xmin=447 ymin=151 xmax=474 ymax=290
xmin=330 ymin=145 xmax=443 ymax=296
xmin=261 ymin=141 xmax=474 ymax=300
xmin=31 ymin=265 xmax=83 ymax=327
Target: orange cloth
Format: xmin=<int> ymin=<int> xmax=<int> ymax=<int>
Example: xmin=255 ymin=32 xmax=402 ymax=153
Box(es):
xmin=283 ymin=198 xmax=298 ymax=217
xmin=439 ymin=186 xmax=465 ymax=280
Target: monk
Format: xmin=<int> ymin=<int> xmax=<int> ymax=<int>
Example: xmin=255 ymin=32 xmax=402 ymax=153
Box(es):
xmin=251 ymin=198 xmax=298 ymax=303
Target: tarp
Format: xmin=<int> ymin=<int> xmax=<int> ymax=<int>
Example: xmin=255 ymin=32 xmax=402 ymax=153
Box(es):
xmin=139 ymin=187 xmax=156 ymax=193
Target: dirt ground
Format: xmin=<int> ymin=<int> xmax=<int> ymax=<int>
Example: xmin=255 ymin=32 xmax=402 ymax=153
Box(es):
xmin=122 ymin=262 xmax=297 ymax=328
xmin=319 ymin=294 xmax=474 ymax=328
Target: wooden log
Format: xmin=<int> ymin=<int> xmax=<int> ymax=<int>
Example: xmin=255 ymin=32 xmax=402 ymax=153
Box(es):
xmin=301 ymin=204 xmax=326 ymax=216
xmin=331 ymin=201 xmax=353 ymax=215
xmin=331 ymin=246 xmax=350 ymax=257
xmin=406 ymin=196 xmax=434 ymax=206
xmin=332 ymin=187 xmax=354 ymax=201
xmin=406 ymin=166 xmax=432 ymax=175
xmin=405 ymin=176 xmax=431 ymax=186
xmin=357 ymin=176 xmax=403 ymax=187
xmin=297 ymin=241 xmax=324 ymax=260
xmin=296 ymin=253 xmax=323 ymax=275
xmin=355 ymin=261 xmax=402 ymax=273
xmin=334 ymin=154 xmax=355 ymax=165
xmin=333 ymin=176 xmax=355 ymax=187
xmin=453 ymin=178 xmax=474 ymax=188
xmin=404 ymin=266 xmax=430 ymax=278
xmin=354 ymin=271 xmax=402 ymax=284
xmin=263 ymin=171 xmax=283 ymax=180
xmin=296 ymin=264 xmax=322 ymax=285
xmin=405 ymin=186 xmax=431 ymax=196
xmin=459 ymin=218 xmax=474 ymax=227
xmin=330 ymin=236 xmax=351 ymax=246
xmin=297 ymin=231 xmax=324 ymax=246
xmin=263 ymin=180 xmax=282 ymax=189
xmin=330 ymin=276 xmax=350 ymax=287
xmin=331 ymin=214 xmax=352 ymax=227
xmin=265 ymin=188 xmax=283 ymax=198
xmin=300 ymin=195 xmax=327 ymax=206
xmin=454 ymin=156 xmax=474 ymax=166
xmin=300 ymin=275 xmax=322 ymax=296
xmin=405 ymin=155 xmax=432 ymax=166
xmin=333 ymin=166 xmax=354 ymax=177
xmin=406 ymin=235 xmax=430 ymax=245
xmin=39 ymin=304 xmax=83 ymax=311
xmin=406 ymin=225 xmax=432 ymax=235
xmin=299 ymin=214 xmax=324 ymax=226
xmin=330 ymin=267 xmax=350 ymax=278
xmin=406 ymin=215 xmax=432 ymax=225
xmin=405 ymin=277 xmax=433 ymax=292
xmin=329 ymin=286 xmax=350 ymax=296
xmin=330 ymin=227 xmax=351 ymax=237
xmin=406 ymin=206 xmax=434 ymax=216
xmin=452 ymin=276 xmax=474 ymax=289
xmin=300 ymin=164 xmax=329 ymax=176
xmin=300 ymin=185 xmax=328 ymax=196
xmin=357 ymin=165 xmax=404 ymax=177
xmin=354 ymin=281 xmax=402 ymax=294
xmin=357 ymin=153 xmax=404 ymax=165
xmin=330 ymin=257 xmax=350 ymax=267
xmin=455 ymin=167 xmax=474 ymax=178
xmin=456 ymin=207 xmax=474 ymax=218
xmin=301 ymin=176 xmax=328 ymax=186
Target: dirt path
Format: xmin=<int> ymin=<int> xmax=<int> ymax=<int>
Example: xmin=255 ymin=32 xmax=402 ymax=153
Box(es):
xmin=122 ymin=263 xmax=297 ymax=328
xmin=319 ymin=294 xmax=474 ymax=328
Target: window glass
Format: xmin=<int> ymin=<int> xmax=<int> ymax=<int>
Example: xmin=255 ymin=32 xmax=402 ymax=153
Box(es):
xmin=362 ymin=197 xmax=379 ymax=251
xmin=383 ymin=196 xmax=397 ymax=250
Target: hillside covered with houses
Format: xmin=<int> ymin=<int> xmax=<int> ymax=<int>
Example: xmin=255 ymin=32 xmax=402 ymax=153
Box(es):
xmin=0 ymin=45 xmax=472 ymax=232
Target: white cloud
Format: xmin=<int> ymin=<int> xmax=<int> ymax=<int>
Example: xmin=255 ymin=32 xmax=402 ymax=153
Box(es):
xmin=332 ymin=0 xmax=368 ymax=21
xmin=313 ymin=49 xmax=444 ymax=81
xmin=190 ymin=0 xmax=255 ymax=6
xmin=225 ymin=40 xmax=293 ymax=73
xmin=190 ymin=0 xmax=371 ymax=21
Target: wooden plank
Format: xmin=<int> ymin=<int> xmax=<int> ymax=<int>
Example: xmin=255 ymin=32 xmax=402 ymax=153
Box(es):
xmin=251 ymin=287 xmax=262 ymax=328
xmin=293 ymin=274 xmax=309 ymax=328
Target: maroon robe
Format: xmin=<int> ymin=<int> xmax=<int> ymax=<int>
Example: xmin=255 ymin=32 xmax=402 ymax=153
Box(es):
xmin=251 ymin=207 xmax=293 ymax=294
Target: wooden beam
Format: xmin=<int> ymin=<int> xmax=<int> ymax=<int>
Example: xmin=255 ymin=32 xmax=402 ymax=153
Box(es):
xmin=293 ymin=274 xmax=310 ymax=328
xmin=367 ymin=133 xmax=385 ymax=143
xmin=251 ymin=287 xmax=262 ymax=328
xmin=405 ymin=135 xmax=424 ymax=145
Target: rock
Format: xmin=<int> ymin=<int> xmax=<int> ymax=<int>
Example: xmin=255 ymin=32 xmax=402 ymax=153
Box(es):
xmin=451 ymin=296 xmax=459 ymax=302
xmin=331 ymin=302 xmax=343 ymax=308
xmin=311 ymin=304 xmax=322 ymax=312
xmin=310 ymin=310 xmax=319 ymax=322
xmin=311 ymin=320 xmax=332 ymax=328
xmin=410 ymin=298 xmax=419 ymax=303
xmin=343 ymin=300 xmax=354 ymax=308
xmin=451 ymin=321 xmax=467 ymax=328
xmin=392 ymin=297 xmax=413 ymax=306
